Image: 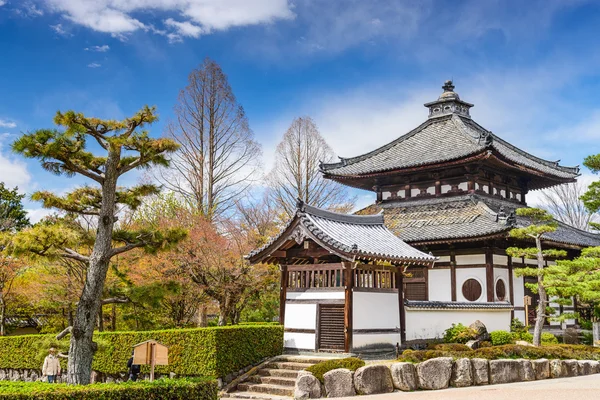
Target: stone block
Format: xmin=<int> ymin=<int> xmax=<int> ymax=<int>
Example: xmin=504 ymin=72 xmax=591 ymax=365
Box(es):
xmin=489 ymin=360 xmax=519 ymax=384
xmin=390 ymin=362 xmax=417 ymax=391
xmin=550 ymin=359 xmax=564 ymax=378
xmin=531 ymin=359 xmax=550 ymax=380
xmin=563 ymin=360 xmax=579 ymax=377
xmin=471 ymin=358 xmax=489 ymax=385
xmin=451 ymin=358 xmax=473 ymax=387
xmin=294 ymin=371 xmax=321 ymax=400
xmin=416 ymin=357 xmax=453 ymax=390
xmin=577 ymin=360 xmax=595 ymax=376
xmin=516 ymin=359 xmax=535 ymax=381
xmin=354 ymin=365 xmax=393 ymax=395
xmin=323 ymin=368 xmax=355 ymax=398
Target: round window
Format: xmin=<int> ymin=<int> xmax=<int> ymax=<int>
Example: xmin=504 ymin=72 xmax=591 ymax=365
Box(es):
xmin=462 ymin=278 xmax=482 ymax=302
xmin=496 ymin=279 xmax=507 ymax=301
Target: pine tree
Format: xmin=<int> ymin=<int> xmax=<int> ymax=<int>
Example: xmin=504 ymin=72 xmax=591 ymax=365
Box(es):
xmin=0 ymin=183 xmax=29 ymax=232
xmin=581 ymin=153 xmax=600 ymax=231
xmin=11 ymin=106 xmax=185 ymax=384
xmin=506 ymin=208 xmax=566 ymax=346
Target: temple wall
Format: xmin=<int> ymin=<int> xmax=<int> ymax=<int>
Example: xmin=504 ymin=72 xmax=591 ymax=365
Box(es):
xmin=493 ymin=267 xmax=509 ymax=302
xmin=428 ymin=269 xmax=452 ymax=301
xmin=405 ymin=309 xmax=511 ymax=340
xmin=456 ymin=267 xmax=487 ymax=302
xmin=283 ymin=303 xmax=317 ymax=351
xmin=353 ymin=292 xmax=400 ymax=349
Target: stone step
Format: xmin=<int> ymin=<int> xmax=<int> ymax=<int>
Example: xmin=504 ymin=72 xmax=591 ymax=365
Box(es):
xmin=224 ymin=391 xmax=292 ymax=400
xmin=258 ymin=369 xmax=300 ymax=379
xmin=264 ymin=362 xmax=312 ymax=371
xmin=249 ymin=375 xmax=297 ymax=386
xmin=274 ymin=356 xmax=331 ymax=364
xmin=237 ymin=383 xmax=294 ymax=397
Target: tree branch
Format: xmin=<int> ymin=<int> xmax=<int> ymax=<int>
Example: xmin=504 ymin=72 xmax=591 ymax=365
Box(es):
xmin=61 ymin=248 xmax=90 ymax=263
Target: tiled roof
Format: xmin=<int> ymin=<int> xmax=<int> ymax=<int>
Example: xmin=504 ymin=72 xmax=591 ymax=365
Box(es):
xmin=405 ymin=300 xmax=514 ymax=310
xmin=246 ymin=201 xmax=436 ymax=265
xmin=321 ymin=109 xmax=578 ymax=180
xmin=356 ymin=194 xmax=600 ymax=248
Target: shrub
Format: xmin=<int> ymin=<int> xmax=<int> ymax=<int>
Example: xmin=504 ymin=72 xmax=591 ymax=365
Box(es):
xmin=426 ymin=343 xmax=471 ymax=352
xmin=443 ymin=323 xmax=477 ymax=344
xmin=541 ymin=332 xmax=558 ymax=344
xmin=580 ymin=319 xmax=593 ymax=330
xmin=0 ymin=325 xmax=283 ymax=379
xmin=510 ymin=318 xmax=526 ymax=333
xmin=479 ymin=341 xmax=492 ymax=348
xmin=490 ymin=330 xmax=513 ymax=346
xmin=305 ymin=357 xmax=365 ymax=383
xmin=0 ymin=378 xmax=217 ymax=400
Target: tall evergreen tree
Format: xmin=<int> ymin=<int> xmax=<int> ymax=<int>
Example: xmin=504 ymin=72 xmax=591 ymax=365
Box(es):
xmin=10 ymin=106 xmax=185 ymax=384
xmin=0 ymin=183 xmax=29 ymax=232
xmin=581 ymin=153 xmax=600 ymax=231
xmin=506 ymin=208 xmax=566 ymax=346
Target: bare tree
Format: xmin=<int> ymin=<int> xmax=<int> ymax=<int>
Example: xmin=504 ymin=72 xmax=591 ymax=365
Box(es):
xmin=267 ymin=116 xmax=355 ymax=218
xmin=539 ymin=182 xmax=597 ymax=231
xmin=156 ymin=58 xmax=262 ymax=222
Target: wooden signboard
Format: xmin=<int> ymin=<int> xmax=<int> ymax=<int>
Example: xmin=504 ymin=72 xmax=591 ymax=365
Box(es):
xmin=132 ymin=340 xmax=169 ymax=381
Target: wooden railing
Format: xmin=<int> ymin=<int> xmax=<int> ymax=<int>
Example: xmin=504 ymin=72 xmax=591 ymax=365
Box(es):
xmin=354 ymin=269 xmax=396 ymax=289
xmin=287 ymin=263 xmax=345 ymax=289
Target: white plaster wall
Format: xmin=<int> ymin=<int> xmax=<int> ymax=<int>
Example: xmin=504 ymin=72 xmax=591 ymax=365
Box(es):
xmin=353 ymin=292 xmax=398 ymax=330
xmin=353 ymin=333 xmax=400 ymax=349
xmin=286 ymin=291 xmax=345 ymax=300
xmin=511 ymin=257 xmax=523 ymax=265
xmin=512 ymin=273 xmax=524 ymax=307
xmin=494 ymin=268 xmax=509 ymax=302
xmin=524 ymin=258 xmax=538 ymax=265
xmin=455 ymin=254 xmax=485 ymax=265
xmin=514 ymin=310 xmax=526 ymax=323
xmin=283 ymin=332 xmax=315 ymax=350
xmin=405 ymin=309 xmax=511 ymax=340
xmin=437 ymin=256 xmax=451 ymax=262
xmin=428 ymin=269 xmax=452 ymax=301
xmin=284 ymin=304 xmax=316 ymax=329
xmin=493 ymin=255 xmax=508 ymax=265
xmin=456 ymin=267 xmax=487 ymax=302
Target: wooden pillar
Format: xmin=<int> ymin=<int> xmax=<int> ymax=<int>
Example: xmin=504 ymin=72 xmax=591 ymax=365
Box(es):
xmin=450 ymin=249 xmax=457 ymax=302
xmin=485 ymin=248 xmax=494 ymax=302
xmin=279 ymin=265 xmax=288 ymax=325
xmin=508 ymin=255 xmax=515 ymax=320
xmin=435 ymin=181 xmax=441 ymax=197
xmin=343 ymin=262 xmax=354 ymax=353
xmin=396 ymin=267 xmax=406 ymax=344
xmin=405 ymin=184 xmax=411 ymax=199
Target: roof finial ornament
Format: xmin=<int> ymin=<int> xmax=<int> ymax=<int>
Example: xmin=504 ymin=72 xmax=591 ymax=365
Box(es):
xmin=351 ymin=243 xmax=358 ymax=253
xmin=296 ymin=198 xmax=305 ymax=212
xmin=442 ymin=80 xmax=455 ymax=92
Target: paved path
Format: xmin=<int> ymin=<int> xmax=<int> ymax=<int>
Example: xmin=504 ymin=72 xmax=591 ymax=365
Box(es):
xmin=350 ymin=375 xmax=600 ymax=400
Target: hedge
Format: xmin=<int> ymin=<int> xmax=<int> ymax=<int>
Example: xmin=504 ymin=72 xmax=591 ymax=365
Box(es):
xmin=0 ymin=378 xmax=217 ymax=400
xmin=305 ymin=358 xmax=365 ymax=383
xmin=0 ymin=325 xmax=283 ymax=379
xmin=399 ymin=344 xmax=600 ymax=363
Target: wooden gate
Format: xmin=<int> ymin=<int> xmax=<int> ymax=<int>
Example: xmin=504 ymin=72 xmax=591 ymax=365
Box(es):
xmin=317 ymin=304 xmax=345 ymax=351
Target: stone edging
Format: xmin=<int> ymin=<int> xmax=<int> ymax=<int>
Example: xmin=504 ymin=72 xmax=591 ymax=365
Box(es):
xmin=294 ymin=357 xmax=600 ymax=398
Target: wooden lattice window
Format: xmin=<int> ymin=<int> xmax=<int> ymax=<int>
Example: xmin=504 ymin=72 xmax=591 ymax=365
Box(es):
xmin=462 ymin=278 xmax=482 ymax=301
xmin=496 ymin=279 xmax=507 ymax=301
xmin=404 ymin=267 xmax=428 ymax=301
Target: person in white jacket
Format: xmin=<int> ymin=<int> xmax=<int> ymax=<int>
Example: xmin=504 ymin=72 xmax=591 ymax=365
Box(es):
xmin=42 ymin=348 xmax=61 ymax=383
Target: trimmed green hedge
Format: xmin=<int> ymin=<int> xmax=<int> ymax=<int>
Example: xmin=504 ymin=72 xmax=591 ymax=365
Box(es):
xmin=0 ymin=378 xmax=217 ymax=400
xmin=0 ymin=325 xmax=283 ymax=379
xmin=399 ymin=344 xmax=600 ymax=363
xmin=306 ymin=358 xmax=365 ymax=383
xmin=490 ymin=330 xmax=513 ymax=346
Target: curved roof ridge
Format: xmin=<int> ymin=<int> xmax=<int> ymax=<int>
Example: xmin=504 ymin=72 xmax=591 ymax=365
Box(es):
xmin=461 ymin=116 xmax=580 ymax=175
xmin=320 ymin=115 xmax=453 ymax=172
xmin=303 ymin=203 xmax=384 ymax=225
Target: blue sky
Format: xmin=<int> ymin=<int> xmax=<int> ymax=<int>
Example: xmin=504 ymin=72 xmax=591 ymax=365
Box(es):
xmin=1 ymin=0 xmax=600 ymax=221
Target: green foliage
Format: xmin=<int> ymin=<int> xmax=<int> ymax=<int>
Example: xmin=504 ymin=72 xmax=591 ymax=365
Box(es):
xmin=510 ymin=318 xmax=526 ymax=333
xmin=0 ymin=378 xmax=217 ymax=400
xmin=542 ymin=333 xmax=559 ymax=344
xmin=426 ymin=343 xmax=471 ymax=352
xmin=0 ymin=325 xmax=283 ymax=378
xmin=0 ymin=182 xmax=29 ymax=232
xmin=490 ymin=330 xmax=514 ymax=346
xmin=512 ymin=331 xmax=534 ymax=343
xmin=580 ymin=319 xmax=593 ymax=330
xmin=443 ymin=323 xmax=477 ymax=344
xmin=306 ymin=357 xmax=365 ymax=383
xmin=399 ymin=344 xmax=600 ymax=363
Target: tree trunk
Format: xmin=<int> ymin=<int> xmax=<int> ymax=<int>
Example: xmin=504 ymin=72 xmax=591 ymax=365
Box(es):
xmin=0 ymin=297 xmax=5 ymax=337
xmin=111 ymin=303 xmax=116 ymax=331
xmin=67 ymin=149 xmax=120 ymax=384
xmin=533 ymin=236 xmax=546 ymax=347
xmin=197 ymin=304 xmax=208 ymax=327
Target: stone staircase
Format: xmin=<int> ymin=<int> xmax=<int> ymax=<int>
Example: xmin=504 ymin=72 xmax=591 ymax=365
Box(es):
xmin=224 ymin=356 xmax=330 ymax=399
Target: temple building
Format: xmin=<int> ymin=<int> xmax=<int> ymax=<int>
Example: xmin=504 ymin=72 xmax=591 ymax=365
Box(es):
xmin=248 ymin=81 xmax=600 ymax=353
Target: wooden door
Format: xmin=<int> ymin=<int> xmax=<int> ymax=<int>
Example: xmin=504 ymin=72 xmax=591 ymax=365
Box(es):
xmin=317 ymin=304 xmax=345 ymax=351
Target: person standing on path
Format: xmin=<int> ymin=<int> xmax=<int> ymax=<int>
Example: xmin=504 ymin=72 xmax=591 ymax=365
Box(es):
xmin=127 ymin=351 xmax=141 ymax=381
xmin=42 ymin=348 xmax=61 ymax=383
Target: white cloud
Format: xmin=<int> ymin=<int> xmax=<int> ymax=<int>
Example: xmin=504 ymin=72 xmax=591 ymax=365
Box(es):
xmin=87 ymin=62 xmax=101 ymax=68
xmin=164 ymin=18 xmax=203 ymax=39
xmin=85 ymin=44 xmax=110 ymax=52
xmin=17 ymin=1 xmax=43 ymax=17
xmin=0 ymin=119 xmax=16 ymax=128
xmin=50 ymin=23 xmax=73 ymax=36
xmin=0 ymin=134 xmax=31 ymax=191
xmin=25 ymin=208 xmax=54 ymax=224
xmin=0 ymin=1 xmax=6 ymax=7
xmin=42 ymin=0 xmax=294 ymax=40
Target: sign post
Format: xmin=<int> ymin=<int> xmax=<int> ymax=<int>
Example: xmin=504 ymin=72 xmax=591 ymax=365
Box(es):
xmin=524 ymin=295 xmax=532 ymax=327
xmin=132 ymin=340 xmax=169 ymax=382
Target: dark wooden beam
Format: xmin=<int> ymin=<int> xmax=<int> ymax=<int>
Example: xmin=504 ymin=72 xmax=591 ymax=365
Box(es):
xmin=343 ymin=261 xmax=354 ymax=353
xmin=508 ymin=255 xmax=515 ymax=321
xmin=450 ymin=249 xmax=457 ymax=302
xmin=396 ymin=268 xmax=406 ymax=343
xmin=485 ymin=247 xmax=494 ymax=302
xmin=279 ymin=265 xmax=288 ymax=325
xmin=285 ymin=247 xmax=332 ymax=259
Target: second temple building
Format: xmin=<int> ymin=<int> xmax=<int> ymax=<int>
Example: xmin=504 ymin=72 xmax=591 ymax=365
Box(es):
xmin=248 ymin=81 xmax=600 ymax=353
